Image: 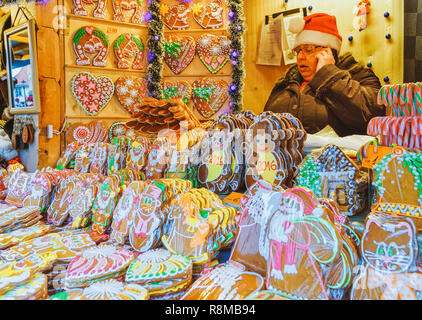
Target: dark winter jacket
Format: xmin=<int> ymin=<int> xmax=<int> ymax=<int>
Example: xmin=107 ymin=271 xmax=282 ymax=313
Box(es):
xmin=264 ymin=52 xmax=386 ymax=136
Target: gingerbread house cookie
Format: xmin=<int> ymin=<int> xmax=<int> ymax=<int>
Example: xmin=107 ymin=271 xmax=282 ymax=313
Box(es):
xmin=373 ymin=147 xmax=422 ymax=229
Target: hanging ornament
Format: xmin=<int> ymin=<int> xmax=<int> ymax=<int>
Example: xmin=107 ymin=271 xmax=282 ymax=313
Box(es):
xmin=353 ymin=0 xmax=370 ymax=32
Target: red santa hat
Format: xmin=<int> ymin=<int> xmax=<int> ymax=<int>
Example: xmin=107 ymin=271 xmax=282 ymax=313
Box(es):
xmin=289 ymin=13 xmax=342 ymax=52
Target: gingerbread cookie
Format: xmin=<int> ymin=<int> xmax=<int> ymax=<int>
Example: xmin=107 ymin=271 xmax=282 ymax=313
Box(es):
xmin=71 ymin=72 xmax=114 ymax=116
xmin=196 ymin=34 xmax=230 ymax=74
xmin=115 ymin=76 xmax=148 ymax=115
xmin=112 ymin=0 xmax=144 ymax=24
xmin=181 ymin=263 xmax=264 ymax=300
xmin=297 ymin=145 xmax=369 ymax=218
xmin=265 ymin=187 xmax=342 ymax=300
xmin=145 ymin=137 xmax=170 ymax=180
xmin=56 ymin=142 xmax=79 ymax=170
xmin=0 ymin=222 xmax=52 ymax=250
xmin=126 ymin=137 xmax=149 ymax=172
xmin=72 ymin=0 xmax=106 ymax=19
xmin=192 ymin=0 xmax=224 ymax=29
xmin=163 ymin=80 xmax=192 ymax=105
xmin=0 ymin=272 xmax=48 ymax=300
xmin=73 ymin=26 xmax=109 ymax=67
xmin=125 ymin=248 xmax=192 ymax=298
xmin=114 ymin=33 xmax=144 ymax=70
xmin=229 ymin=180 xmax=283 ymax=276
xmin=5 ymin=169 xmax=33 ymax=207
xmin=161 ymin=2 xmax=190 ymax=30
xmin=110 ymin=181 xmax=148 ymax=245
xmin=372 ymin=147 xmax=422 ymax=230
xmin=192 ymin=78 xmax=228 ymax=118
xmin=65 ymin=244 xmax=134 ymax=288
xmin=164 ymin=35 xmax=196 ymax=74
xmin=351 ymin=211 xmax=422 ymax=300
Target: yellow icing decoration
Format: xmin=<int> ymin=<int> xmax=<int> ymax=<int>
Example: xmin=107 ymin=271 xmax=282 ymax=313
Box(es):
xmin=159 ymin=4 xmax=169 ymax=16
xmin=207 ymin=151 xmax=224 ymax=182
xmin=257 ymin=152 xmax=278 ymax=184
xmin=191 ymin=3 xmax=203 ymax=15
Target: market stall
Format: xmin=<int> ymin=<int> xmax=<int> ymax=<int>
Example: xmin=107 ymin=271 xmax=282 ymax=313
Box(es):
xmin=0 ymin=0 xmax=421 ymax=302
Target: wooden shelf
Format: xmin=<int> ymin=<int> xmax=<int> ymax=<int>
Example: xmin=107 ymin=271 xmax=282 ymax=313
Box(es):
xmin=164 ymin=28 xmax=228 ymax=34
xmin=65 ymin=64 xmax=146 ymax=74
xmin=65 ymin=115 xmax=133 ymax=120
xmin=163 ymin=73 xmax=232 ymax=77
xmin=67 ymin=14 xmax=149 ymax=29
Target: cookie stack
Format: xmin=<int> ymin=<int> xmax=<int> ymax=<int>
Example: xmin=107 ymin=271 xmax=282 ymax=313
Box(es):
xmin=244 ymin=111 xmax=306 ymax=191
xmin=126 ymin=97 xmax=201 ymax=134
xmin=0 ymin=206 xmax=43 ymax=234
xmin=64 ymin=244 xmax=134 ymax=289
xmin=125 ymin=248 xmax=192 ymax=300
xmin=51 ymin=279 xmax=149 ymax=300
xmin=0 ymin=272 xmax=48 ymax=300
xmin=162 ymin=188 xmax=239 ymax=276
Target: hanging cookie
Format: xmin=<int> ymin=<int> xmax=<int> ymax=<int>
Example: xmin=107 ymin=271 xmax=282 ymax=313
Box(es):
xmin=163 ymin=80 xmax=192 ymax=105
xmin=73 ymin=26 xmax=109 ymax=67
xmin=67 ymin=121 xmax=109 ymax=145
xmin=192 ymin=0 xmax=224 ymax=29
xmin=196 ymin=34 xmax=230 ymax=74
xmin=71 ymin=72 xmax=114 ymax=116
xmin=72 ymin=0 xmax=107 ymax=19
xmin=114 ymin=76 xmax=148 ymax=115
xmin=108 ymin=122 xmax=128 ymax=141
xmin=161 ymin=2 xmax=190 ymax=30
xmin=112 ymin=0 xmax=144 ymax=24
xmin=114 ymin=33 xmax=144 ymax=70
xmin=163 ymin=35 xmax=196 ymax=74
xmin=192 ymin=78 xmax=228 ymax=118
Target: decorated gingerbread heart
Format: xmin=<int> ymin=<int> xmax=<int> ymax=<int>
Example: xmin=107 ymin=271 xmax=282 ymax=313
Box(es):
xmin=164 ymin=35 xmax=196 ymax=74
xmin=196 ymin=34 xmax=231 ymax=74
xmin=192 ymin=78 xmax=228 ymax=118
xmin=71 ymin=72 xmax=114 ymax=116
xmin=113 ymin=33 xmax=144 ymax=70
xmin=192 ymin=0 xmax=224 ymax=29
xmin=161 ymin=2 xmax=190 ymax=30
xmin=114 ymin=76 xmax=148 ymax=115
xmin=163 ymin=80 xmax=192 ymax=105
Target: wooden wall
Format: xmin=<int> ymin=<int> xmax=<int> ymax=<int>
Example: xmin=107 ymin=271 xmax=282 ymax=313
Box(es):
xmin=242 ymin=0 xmax=404 ymax=114
xmin=32 ymin=0 xmax=405 ymax=166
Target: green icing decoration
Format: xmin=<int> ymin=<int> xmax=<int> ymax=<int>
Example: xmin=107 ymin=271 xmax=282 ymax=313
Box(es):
xmin=296 ymin=155 xmax=322 ymax=198
xmin=163 ymin=86 xmax=179 ymax=99
xmin=73 ymin=28 xmax=86 ymax=46
xmin=131 ymin=35 xmax=144 ymax=52
xmin=113 ymin=34 xmax=126 ymax=50
xmin=193 ymin=86 xmax=215 ymax=103
xmin=93 ymin=29 xmax=109 ymax=47
xmin=164 ymin=41 xmax=182 ymax=57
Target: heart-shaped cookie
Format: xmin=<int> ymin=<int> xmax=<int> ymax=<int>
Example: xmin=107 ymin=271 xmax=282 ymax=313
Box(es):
xmin=163 ymin=80 xmax=192 ymax=105
xmin=196 ymin=34 xmax=231 ymax=74
xmin=164 ymin=35 xmax=196 ymax=74
xmin=115 ymin=76 xmax=148 ymax=115
xmin=192 ymin=78 xmax=228 ymax=118
xmin=162 ymin=2 xmax=190 ymax=30
xmin=192 ymin=0 xmax=224 ymax=29
xmin=71 ymin=72 xmax=114 ymax=116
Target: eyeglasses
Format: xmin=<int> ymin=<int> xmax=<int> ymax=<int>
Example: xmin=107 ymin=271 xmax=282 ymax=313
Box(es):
xmin=293 ymin=45 xmax=324 ymax=56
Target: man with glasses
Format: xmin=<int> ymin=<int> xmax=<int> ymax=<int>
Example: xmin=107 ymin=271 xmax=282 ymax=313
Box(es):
xmin=264 ymin=13 xmax=385 ymax=137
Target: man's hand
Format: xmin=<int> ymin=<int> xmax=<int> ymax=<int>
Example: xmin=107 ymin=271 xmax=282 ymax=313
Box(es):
xmin=315 ymin=47 xmax=335 ymax=72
